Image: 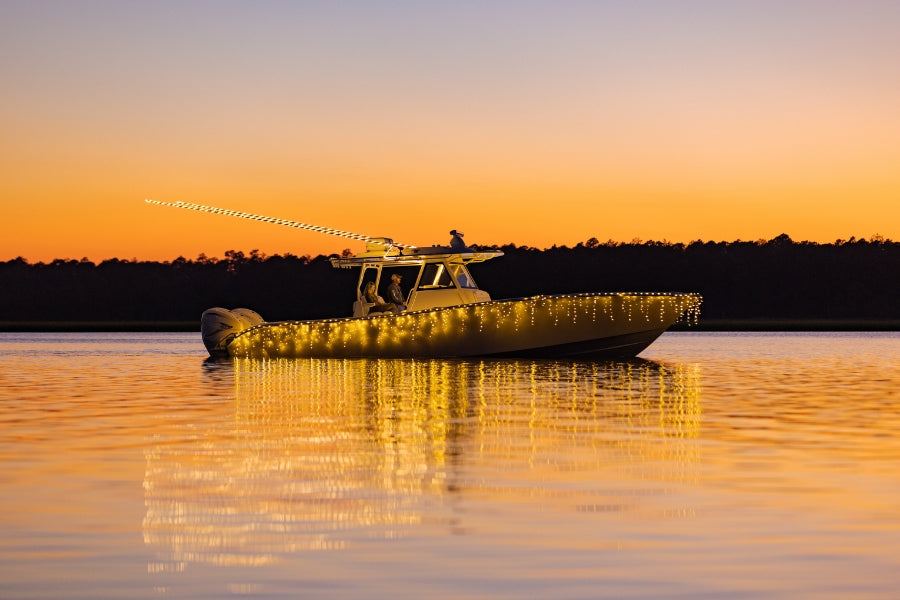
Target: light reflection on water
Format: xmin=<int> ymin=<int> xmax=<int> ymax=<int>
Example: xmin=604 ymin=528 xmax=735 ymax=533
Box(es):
xmin=144 ymin=358 xmax=701 ymax=571
xmin=0 ymin=332 xmax=899 ymax=599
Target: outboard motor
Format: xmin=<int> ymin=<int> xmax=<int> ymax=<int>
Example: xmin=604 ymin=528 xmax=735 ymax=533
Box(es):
xmin=230 ymin=307 xmax=264 ymax=328
xmin=200 ymin=307 xmax=264 ymax=357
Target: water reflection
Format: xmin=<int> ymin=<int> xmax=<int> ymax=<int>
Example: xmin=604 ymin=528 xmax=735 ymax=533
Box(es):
xmin=143 ymin=358 xmax=701 ymax=571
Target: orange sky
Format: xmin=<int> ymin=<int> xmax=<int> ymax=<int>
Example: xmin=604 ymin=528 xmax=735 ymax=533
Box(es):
xmin=2 ymin=1 xmax=898 ymax=263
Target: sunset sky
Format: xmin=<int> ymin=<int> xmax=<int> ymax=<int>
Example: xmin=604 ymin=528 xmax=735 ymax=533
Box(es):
xmin=2 ymin=0 xmax=898 ymax=262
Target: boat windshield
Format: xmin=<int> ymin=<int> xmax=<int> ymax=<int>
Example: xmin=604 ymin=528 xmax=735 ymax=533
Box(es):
xmin=418 ymin=263 xmax=453 ymax=289
xmin=448 ymin=263 xmax=477 ymax=289
xmin=416 ymin=262 xmax=478 ymax=290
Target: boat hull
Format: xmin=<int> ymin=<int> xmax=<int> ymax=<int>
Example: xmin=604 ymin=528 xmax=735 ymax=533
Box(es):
xmin=483 ymin=326 xmax=669 ymax=359
xmin=222 ymin=292 xmax=701 ymax=360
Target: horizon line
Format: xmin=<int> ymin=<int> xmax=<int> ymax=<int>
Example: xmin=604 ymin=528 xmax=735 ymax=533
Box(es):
xmin=4 ymin=233 xmax=896 ymax=265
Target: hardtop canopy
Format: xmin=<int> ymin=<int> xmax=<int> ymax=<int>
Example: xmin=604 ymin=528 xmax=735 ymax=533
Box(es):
xmin=329 ymin=247 xmax=504 ymax=269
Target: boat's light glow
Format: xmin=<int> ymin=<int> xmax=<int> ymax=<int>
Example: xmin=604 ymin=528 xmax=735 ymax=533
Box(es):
xmin=227 ymin=293 xmax=702 ymax=359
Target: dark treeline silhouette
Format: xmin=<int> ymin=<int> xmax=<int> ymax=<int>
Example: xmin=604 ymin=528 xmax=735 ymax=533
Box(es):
xmin=1 ymin=235 xmax=898 ymax=325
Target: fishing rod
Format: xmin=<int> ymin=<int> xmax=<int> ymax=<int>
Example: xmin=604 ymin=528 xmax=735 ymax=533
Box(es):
xmin=145 ymin=199 xmax=416 ymax=249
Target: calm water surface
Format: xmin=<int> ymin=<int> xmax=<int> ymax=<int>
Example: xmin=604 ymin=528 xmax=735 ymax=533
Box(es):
xmin=1 ymin=332 xmax=898 ymax=599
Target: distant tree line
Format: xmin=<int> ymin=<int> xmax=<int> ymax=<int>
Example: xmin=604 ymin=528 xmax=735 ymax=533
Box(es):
xmin=1 ymin=235 xmax=897 ymax=325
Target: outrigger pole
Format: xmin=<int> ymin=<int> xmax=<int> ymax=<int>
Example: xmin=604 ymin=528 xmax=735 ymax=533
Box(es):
xmin=145 ymin=198 xmax=416 ymax=249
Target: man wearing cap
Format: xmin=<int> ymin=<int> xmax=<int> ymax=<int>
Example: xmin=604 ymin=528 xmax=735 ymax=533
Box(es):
xmin=387 ymin=273 xmax=407 ymax=311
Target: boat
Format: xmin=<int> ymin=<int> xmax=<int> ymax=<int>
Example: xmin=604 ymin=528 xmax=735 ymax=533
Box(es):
xmin=147 ymin=199 xmax=702 ymax=359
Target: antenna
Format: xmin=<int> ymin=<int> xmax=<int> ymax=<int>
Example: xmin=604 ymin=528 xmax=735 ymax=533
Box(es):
xmin=145 ymin=199 xmax=416 ymax=249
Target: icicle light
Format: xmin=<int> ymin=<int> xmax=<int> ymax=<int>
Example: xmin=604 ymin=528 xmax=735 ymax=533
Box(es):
xmin=227 ymin=292 xmax=702 ymax=359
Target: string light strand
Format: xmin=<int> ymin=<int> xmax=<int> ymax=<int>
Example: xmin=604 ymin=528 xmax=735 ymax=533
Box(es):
xmin=145 ymin=198 xmax=417 ymax=248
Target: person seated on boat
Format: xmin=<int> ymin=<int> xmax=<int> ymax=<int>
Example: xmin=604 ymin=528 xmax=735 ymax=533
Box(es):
xmin=363 ymin=281 xmax=399 ymax=315
xmin=449 ymin=229 xmax=467 ymax=251
xmin=386 ymin=273 xmax=407 ymax=311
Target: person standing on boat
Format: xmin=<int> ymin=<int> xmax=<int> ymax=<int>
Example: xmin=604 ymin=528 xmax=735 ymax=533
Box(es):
xmin=364 ymin=281 xmax=399 ymax=315
xmin=450 ymin=229 xmax=467 ymax=251
xmin=387 ymin=273 xmax=407 ymax=311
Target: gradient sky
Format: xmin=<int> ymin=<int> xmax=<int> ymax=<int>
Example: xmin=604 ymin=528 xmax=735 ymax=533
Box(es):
xmin=2 ymin=0 xmax=898 ymax=262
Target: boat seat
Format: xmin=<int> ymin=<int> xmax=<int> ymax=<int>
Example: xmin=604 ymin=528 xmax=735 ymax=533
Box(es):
xmin=353 ymin=297 xmax=391 ymax=317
